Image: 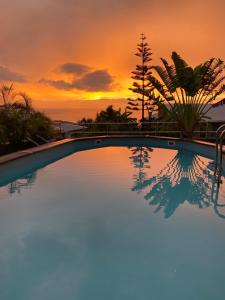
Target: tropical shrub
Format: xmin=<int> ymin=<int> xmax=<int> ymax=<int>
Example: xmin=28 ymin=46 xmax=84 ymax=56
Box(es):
xmin=95 ymin=105 xmax=138 ymax=131
xmin=78 ymin=105 xmax=138 ymax=133
xmin=148 ymin=52 xmax=225 ymax=137
xmin=0 ymin=84 xmax=56 ymax=145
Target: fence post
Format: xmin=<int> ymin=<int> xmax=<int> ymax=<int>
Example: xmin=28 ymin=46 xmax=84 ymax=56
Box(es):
xmin=205 ymin=122 xmax=208 ymax=140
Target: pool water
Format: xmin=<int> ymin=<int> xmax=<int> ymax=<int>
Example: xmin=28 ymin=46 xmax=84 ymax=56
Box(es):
xmin=0 ymin=146 xmax=225 ymax=300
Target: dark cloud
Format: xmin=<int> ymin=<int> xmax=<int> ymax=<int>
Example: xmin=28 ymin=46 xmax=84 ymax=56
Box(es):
xmin=39 ymin=79 xmax=72 ymax=90
xmin=58 ymin=63 xmax=91 ymax=75
xmin=0 ymin=66 xmax=26 ymax=82
xmin=72 ymin=70 xmax=113 ymax=91
xmin=40 ymin=69 xmax=114 ymax=92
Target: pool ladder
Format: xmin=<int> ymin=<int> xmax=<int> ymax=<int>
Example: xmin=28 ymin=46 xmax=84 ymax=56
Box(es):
xmin=214 ymin=124 xmax=225 ymax=183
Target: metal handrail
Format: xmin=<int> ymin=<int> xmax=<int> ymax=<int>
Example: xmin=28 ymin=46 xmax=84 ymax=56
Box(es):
xmin=56 ymin=121 xmax=224 ymax=125
xmin=26 ymin=137 xmax=40 ymax=147
xmin=218 ymin=129 xmax=225 ymax=176
xmin=54 ymin=119 xmax=223 ymax=140
xmin=36 ymin=134 xmax=49 ymax=143
xmin=214 ymin=124 xmax=225 ymax=178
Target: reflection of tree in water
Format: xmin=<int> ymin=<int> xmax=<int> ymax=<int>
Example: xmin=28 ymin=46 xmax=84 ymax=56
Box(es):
xmin=129 ymin=146 xmax=153 ymax=194
xmin=130 ymin=148 xmax=225 ymax=219
xmin=8 ymin=172 xmax=37 ymax=194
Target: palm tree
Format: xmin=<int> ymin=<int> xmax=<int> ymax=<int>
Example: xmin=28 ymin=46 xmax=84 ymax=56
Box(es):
xmin=0 ymin=83 xmax=14 ymax=106
xmin=0 ymin=83 xmax=32 ymax=110
xmin=148 ymin=52 xmax=225 ymax=137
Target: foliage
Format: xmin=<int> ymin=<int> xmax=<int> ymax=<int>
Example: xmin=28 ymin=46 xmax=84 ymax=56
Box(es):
xmin=78 ymin=117 xmax=94 ymax=125
xmin=78 ymin=105 xmax=138 ymax=132
xmin=127 ymin=33 xmax=156 ymax=121
xmin=95 ymin=105 xmax=135 ymax=123
xmin=95 ymin=105 xmax=138 ymax=131
xmin=0 ymin=84 xmax=56 ymax=145
xmin=148 ymin=52 xmax=225 ymax=137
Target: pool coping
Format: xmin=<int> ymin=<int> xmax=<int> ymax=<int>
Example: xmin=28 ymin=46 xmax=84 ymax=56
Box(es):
xmin=0 ymin=135 xmax=219 ymax=166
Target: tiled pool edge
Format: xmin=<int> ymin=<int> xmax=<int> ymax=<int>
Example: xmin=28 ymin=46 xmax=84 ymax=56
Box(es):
xmin=0 ymin=138 xmax=74 ymax=166
xmin=0 ymin=135 xmax=219 ymax=166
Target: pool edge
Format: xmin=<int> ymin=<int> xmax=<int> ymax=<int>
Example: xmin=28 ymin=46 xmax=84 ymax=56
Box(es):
xmin=0 ymin=135 xmax=219 ymax=166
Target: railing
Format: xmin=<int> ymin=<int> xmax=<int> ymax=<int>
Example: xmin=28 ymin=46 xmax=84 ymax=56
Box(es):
xmin=54 ymin=120 xmax=224 ymax=140
xmin=214 ymin=124 xmax=225 ymax=181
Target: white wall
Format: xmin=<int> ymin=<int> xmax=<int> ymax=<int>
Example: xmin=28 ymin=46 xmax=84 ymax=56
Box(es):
xmin=206 ymin=105 xmax=225 ymax=121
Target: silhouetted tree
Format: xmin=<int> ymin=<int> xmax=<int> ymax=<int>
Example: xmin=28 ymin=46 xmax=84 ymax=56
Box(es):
xmin=0 ymin=83 xmax=56 ymax=145
xmin=95 ymin=105 xmax=137 ymax=131
xmin=127 ymin=33 xmax=155 ymax=122
xmin=78 ymin=105 xmax=138 ymax=132
xmin=148 ymin=52 xmax=225 ymax=137
xmin=95 ymin=105 xmax=135 ymax=123
xmin=78 ymin=118 xmax=94 ymax=125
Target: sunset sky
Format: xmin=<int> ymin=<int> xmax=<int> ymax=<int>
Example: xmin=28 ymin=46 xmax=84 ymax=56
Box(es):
xmin=1 ymin=0 xmax=225 ymax=120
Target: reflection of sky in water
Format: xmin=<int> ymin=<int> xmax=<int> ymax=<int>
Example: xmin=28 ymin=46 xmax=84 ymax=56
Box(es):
xmin=4 ymin=146 xmax=223 ymax=219
xmin=0 ymin=147 xmax=225 ymax=300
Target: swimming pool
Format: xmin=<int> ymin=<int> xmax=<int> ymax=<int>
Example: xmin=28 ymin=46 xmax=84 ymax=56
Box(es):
xmin=0 ymin=138 xmax=225 ymax=300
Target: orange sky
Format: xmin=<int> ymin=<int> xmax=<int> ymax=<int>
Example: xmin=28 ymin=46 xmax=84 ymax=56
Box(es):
xmin=0 ymin=0 xmax=225 ymax=120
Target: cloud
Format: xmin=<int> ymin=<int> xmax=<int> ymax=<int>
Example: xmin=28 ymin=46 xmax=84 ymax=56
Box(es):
xmin=58 ymin=63 xmax=91 ymax=75
xmin=39 ymin=69 xmax=114 ymax=92
xmin=38 ymin=79 xmax=72 ymax=90
xmin=72 ymin=70 xmax=113 ymax=91
xmin=0 ymin=66 xmax=26 ymax=82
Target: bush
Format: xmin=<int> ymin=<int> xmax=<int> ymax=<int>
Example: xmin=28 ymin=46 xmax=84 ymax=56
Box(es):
xmin=0 ymin=104 xmax=56 ymax=145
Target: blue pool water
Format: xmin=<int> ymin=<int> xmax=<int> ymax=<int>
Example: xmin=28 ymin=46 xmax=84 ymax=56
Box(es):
xmin=0 ymin=143 xmax=225 ymax=300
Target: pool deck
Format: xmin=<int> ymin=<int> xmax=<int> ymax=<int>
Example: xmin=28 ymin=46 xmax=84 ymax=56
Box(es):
xmin=0 ymin=135 xmax=220 ymax=166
